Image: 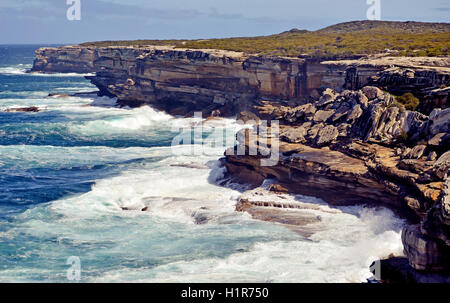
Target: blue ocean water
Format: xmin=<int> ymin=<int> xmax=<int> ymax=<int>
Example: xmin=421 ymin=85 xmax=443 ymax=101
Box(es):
xmin=0 ymin=45 xmax=405 ymax=282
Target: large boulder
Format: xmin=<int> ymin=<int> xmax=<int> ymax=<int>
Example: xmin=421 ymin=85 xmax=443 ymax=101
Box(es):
xmin=402 ymin=224 xmax=449 ymax=271
xmin=346 ymin=104 xmax=363 ymax=123
xmin=350 ymin=91 xmax=369 ymax=109
xmin=291 ymin=103 xmax=317 ymax=121
xmin=428 ymin=132 xmax=450 ymax=149
xmin=432 ymin=151 xmax=450 ymax=179
xmin=280 ymin=126 xmax=307 ymax=144
xmin=315 ymin=125 xmax=339 ymax=146
xmin=313 ymin=110 xmax=334 ymax=123
xmin=317 ymin=88 xmax=338 ymax=106
xmin=406 ymin=145 xmax=427 ymax=159
xmin=360 ymin=102 xmax=406 ymax=143
xmin=362 ymin=86 xmax=384 ymax=100
xmin=429 ymin=108 xmax=450 ymax=135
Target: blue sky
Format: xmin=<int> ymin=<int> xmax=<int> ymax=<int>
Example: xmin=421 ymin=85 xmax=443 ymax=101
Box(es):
xmin=1 ymin=0 xmax=449 ymax=44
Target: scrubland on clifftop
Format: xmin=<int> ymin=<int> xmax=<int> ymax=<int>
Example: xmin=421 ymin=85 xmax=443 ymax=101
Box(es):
xmin=80 ymin=21 xmax=450 ymax=59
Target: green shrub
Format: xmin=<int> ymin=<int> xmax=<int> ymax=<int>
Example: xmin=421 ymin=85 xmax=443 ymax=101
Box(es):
xmin=396 ymin=93 xmax=420 ymax=111
xmin=79 ymin=21 xmax=450 ymax=60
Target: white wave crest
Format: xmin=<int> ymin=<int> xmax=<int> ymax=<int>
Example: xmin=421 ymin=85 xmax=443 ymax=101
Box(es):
xmin=105 ymin=106 xmax=173 ymax=130
xmin=28 ymin=72 xmax=96 ymax=77
xmin=0 ymin=64 xmax=31 ymax=75
xmin=0 ymin=64 xmax=95 ymax=77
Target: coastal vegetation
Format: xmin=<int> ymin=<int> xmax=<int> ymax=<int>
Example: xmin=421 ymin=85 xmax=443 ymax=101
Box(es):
xmin=80 ymin=21 xmax=450 ymax=59
xmin=395 ymin=92 xmax=420 ymax=111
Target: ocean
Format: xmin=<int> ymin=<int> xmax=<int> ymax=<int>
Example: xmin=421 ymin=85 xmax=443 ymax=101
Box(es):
xmin=0 ymin=45 xmax=405 ymax=282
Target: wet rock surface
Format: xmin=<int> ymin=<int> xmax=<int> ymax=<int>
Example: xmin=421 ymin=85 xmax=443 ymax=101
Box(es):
xmin=224 ymin=87 xmax=449 ymax=275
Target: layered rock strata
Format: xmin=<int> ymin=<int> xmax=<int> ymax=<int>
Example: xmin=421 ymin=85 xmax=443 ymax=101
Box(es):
xmin=32 ymin=46 xmax=449 ymax=116
xmin=223 ymin=87 xmax=449 ymax=276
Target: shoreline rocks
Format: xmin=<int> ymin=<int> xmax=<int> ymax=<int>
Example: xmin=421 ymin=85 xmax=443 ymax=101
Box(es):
xmin=371 ymin=257 xmax=450 ymax=283
xmin=223 ymin=87 xmax=449 ymax=277
xmin=30 ymin=45 xmax=450 ymax=280
xmin=4 ymin=106 xmax=40 ymax=113
xmin=402 ymin=224 xmax=449 ymax=271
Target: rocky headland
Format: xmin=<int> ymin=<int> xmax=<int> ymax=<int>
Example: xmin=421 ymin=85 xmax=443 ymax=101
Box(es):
xmin=31 ymin=45 xmax=449 ymax=115
xmin=30 ymin=34 xmax=449 ymax=282
xmin=224 ymin=87 xmax=449 ymax=280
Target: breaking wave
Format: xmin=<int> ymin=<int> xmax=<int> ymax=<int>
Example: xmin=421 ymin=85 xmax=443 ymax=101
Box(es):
xmin=0 ymin=47 xmax=406 ymax=282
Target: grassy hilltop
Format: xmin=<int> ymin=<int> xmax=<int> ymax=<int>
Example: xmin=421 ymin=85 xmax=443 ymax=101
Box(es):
xmin=80 ymin=21 xmax=450 ymax=59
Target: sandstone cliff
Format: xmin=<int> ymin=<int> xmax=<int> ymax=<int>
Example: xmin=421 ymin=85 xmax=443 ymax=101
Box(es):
xmin=31 ymin=46 xmax=449 ymax=116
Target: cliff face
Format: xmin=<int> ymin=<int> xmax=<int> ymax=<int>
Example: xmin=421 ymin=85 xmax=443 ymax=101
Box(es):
xmin=33 ymin=46 xmax=309 ymax=114
xmin=32 ymin=46 xmax=96 ymax=73
xmin=32 ymin=46 xmax=450 ymax=116
xmin=90 ymin=47 xmax=308 ymax=114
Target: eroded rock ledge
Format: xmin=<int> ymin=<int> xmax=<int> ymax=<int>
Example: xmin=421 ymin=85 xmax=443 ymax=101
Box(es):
xmin=31 ymin=46 xmax=449 ymax=116
xmin=223 ymin=86 xmax=449 ymax=277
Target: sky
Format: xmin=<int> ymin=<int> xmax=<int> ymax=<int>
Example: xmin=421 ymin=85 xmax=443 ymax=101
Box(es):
xmin=0 ymin=0 xmax=449 ymax=44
